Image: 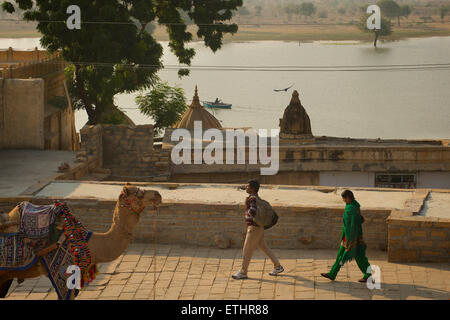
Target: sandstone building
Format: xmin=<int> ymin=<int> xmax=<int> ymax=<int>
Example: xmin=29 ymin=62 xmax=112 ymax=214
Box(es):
xmin=0 ymin=47 xmax=78 ymax=151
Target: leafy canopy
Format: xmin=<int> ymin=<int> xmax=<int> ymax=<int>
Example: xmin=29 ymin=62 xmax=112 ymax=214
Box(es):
xmin=357 ymin=13 xmax=393 ymax=47
xmin=377 ymin=0 xmax=400 ymax=19
xmin=136 ymin=81 xmax=187 ymax=136
xmin=299 ymin=2 xmax=316 ymax=18
xmin=1 ymin=0 xmax=243 ymax=125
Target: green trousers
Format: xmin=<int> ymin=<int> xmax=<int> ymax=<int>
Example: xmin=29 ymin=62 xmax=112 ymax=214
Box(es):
xmin=328 ymin=245 xmax=371 ymax=280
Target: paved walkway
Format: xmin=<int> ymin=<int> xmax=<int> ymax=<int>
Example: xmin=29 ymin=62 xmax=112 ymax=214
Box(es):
xmin=5 ymin=244 xmax=449 ymax=300
xmin=0 ymin=150 xmax=76 ymax=197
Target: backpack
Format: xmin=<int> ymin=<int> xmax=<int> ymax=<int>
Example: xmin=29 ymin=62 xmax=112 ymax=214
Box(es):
xmin=253 ymin=195 xmax=278 ymax=229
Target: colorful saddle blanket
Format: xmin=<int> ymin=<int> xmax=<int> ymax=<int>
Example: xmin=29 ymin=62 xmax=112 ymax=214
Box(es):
xmin=1 ymin=201 xmax=98 ymax=300
xmin=0 ymin=234 xmax=37 ymax=271
xmin=18 ymin=202 xmax=61 ymax=239
xmin=0 ymin=202 xmax=62 ymax=270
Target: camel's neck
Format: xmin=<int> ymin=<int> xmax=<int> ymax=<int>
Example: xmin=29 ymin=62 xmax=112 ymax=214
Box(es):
xmin=88 ymin=203 xmax=136 ymax=264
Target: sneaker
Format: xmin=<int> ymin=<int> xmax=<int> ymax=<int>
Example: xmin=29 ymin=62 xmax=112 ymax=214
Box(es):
xmin=269 ymin=265 xmax=284 ymax=276
xmin=232 ymin=271 xmax=248 ymax=280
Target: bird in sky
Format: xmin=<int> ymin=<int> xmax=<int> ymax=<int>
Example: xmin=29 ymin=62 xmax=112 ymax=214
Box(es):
xmin=274 ymin=83 xmax=294 ymax=92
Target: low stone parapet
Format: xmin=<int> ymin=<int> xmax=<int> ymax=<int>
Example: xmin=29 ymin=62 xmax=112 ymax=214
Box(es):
xmin=387 ymin=211 xmax=450 ymax=262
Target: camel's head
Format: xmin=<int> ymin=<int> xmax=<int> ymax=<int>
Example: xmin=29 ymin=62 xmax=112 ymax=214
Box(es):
xmin=119 ymin=184 xmax=162 ymax=216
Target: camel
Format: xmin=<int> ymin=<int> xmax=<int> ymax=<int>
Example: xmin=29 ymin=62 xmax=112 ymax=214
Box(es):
xmin=0 ymin=184 xmax=162 ymax=299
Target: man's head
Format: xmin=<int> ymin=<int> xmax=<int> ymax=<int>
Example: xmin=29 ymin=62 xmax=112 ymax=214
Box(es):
xmin=246 ymin=179 xmax=260 ymax=194
xmin=341 ymin=189 xmax=355 ymax=204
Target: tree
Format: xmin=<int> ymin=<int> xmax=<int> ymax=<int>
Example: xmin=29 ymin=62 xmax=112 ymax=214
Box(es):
xmin=318 ymin=9 xmax=328 ymax=19
xmin=358 ymin=14 xmax=393 ymax=47
xmin=399 ymin=4 xmax=412 ymax=26
xmin=283 ymin=3 xmax=300 ymax=21
xmin=299 ymin=2 xmax=316 ymax=20
xmin=254 ymin=5 xmax=262 ymax=17
xmin=136 ymin=81 xmax=187 ymax=136
xmin=238 ymin=6 xmax=250 ymax=16
xmin=377 ymin=0 xmax=400 ymax=25
xmin=338 ymin=7 xmax=347 ymax=16
xmin=2 ymin=0 xmax=242 ymax=125
xmin=440 ymin=6 xmax=450 ymax=23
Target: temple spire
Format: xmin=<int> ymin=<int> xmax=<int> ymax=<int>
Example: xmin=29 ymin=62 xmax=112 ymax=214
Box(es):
xmin=279 ymin=89 xmax=313 ymax=137
xmin=191 ymin=85 xmax=202 ymax=109
xmin=173 ymin=85 xmax=222 ymax=129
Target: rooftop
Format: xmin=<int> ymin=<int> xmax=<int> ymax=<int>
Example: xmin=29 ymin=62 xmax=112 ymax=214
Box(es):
xmin=35 ymin=181 xmax=420 ymax=212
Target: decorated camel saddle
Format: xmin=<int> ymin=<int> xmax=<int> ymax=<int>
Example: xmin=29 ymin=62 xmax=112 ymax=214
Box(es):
xmin=0 ymin=201 xmax=98 ymax=300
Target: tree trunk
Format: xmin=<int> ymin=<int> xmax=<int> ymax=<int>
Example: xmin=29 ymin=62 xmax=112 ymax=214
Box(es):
xmin=398 ymin=16 xmax=401 ymax=26
xmin=374 ymin=31 xmax=379 ymax=47
xmin=74 ymin=65 xmax=96 ymax=124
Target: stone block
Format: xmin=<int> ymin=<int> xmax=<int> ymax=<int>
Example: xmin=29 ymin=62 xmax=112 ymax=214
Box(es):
xmin=389 ymin=227 xmax=407 ymax=237
xmin=410 ymin=230 xmax=427 ymax=238
xmin=388 ymin=249 xmax=417 ymax=262
xmin=430 ymin=230 xmax=447 ymax=239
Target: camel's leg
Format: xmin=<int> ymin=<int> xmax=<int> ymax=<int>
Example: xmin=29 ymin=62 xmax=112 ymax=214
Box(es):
xmin=0 ymin=278 xmax=13 ymax=298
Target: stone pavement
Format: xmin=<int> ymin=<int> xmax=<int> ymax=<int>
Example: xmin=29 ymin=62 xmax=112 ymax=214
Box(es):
xmin=4 ymin=243 xmax=449 ymax=300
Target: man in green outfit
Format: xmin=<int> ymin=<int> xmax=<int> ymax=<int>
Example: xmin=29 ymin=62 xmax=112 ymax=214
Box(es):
xmin=321 ymin=190 xmax=372 ymax=283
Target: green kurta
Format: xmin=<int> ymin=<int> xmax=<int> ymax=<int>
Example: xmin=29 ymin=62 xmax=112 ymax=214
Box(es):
xmin=327 ymin=200 xmax=371 ymax=280
xmin=341 ymin=200 xmax=366 ymax=265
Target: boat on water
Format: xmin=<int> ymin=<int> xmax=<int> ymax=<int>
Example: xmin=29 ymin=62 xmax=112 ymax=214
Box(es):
xmin=203 ymin=99 xmax=232 ymax=109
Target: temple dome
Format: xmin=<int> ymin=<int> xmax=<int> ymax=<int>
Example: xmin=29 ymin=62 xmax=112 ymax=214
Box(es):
xmin=174 ymin=86 xmax=222 ymax=130
xmin=279 ymin=90 xmax=312 ymax=136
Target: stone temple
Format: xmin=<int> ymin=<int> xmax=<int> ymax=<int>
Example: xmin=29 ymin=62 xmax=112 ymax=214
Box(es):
xmin=279 ymin=90 xmax=314 ymax=142
xmin=174 ymin=86 xmax=222 ymax=130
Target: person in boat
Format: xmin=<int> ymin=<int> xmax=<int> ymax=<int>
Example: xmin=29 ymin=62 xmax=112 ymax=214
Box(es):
xmin=321 ymin=190 xmax=373 ymax=283
xmin=214 ymin=98 xmax=220 ymax=104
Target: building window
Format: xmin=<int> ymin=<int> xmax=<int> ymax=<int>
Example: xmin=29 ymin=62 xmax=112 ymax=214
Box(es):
xmin=375 ymin=173 xmax=417 ymax=189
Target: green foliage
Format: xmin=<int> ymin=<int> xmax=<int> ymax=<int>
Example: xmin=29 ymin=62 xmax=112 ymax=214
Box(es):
xmin=399 ymin=5 xmax=412 ymax=18
xmin=377 ymin=0 xmax=400 ymax=20
xmin=318 ymin=9 xmax=328 ymax=19
xmin=254 ymin=5 xmax=262 ymax=17
xmin=136 ymin=81 xmax=187 ymax=136
xmin=358 ymin=14 xmax=393 ymax=36
xmin=338 ymin=7 xmax=347 ymax=15
xmin=358 ymin=14 xmax=393 ymax=47
xmin=238 ymin=6 xmax=250 ymax=16
xmin=2 ymin=0 xmax=242 ymax=125
xmin=440 ymin=6 xmax=450 ymax=23
xmin=299 ymin=2 xmax=316 ymax=18
xmin=283 ymin=3 xmax=300 ymax=16
xmin=101 ymin=109 xmax=127 ymax=125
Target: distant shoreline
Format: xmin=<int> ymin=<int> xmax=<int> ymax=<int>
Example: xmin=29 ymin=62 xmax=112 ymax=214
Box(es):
xmin=1 ymin=22 xmax=450 ymax=42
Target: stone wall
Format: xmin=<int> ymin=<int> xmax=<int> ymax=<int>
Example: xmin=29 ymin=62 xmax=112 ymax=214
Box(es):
xmin=0 ymin=49 xmax=77 ymax=151
xmin=78 ymin=124 xmax=103 ymax=169
xmin=0 ymin=78 xmax=3 ymax=150
xmin=387 ymin=213 xmax=450 ymax=262
xmin=0 ymin=197 xmax=390 ymax=251
xmin=278 ymin=143 xmax=450 ymax=173
xmin=102 ymin=125 xmax=170 ymax=181
xmin=0 ymin=47 xmax=56 ymax=63
xmin=2 ymin=79 xmax=45 ymax=149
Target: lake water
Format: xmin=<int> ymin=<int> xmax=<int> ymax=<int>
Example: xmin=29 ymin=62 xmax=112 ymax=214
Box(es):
xmin=2 ymin=37 xmax=449 ymax=139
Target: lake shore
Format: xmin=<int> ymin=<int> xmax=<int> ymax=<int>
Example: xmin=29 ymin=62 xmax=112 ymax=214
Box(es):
xmin=2 ymin=21 xmax=450 ymax=42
